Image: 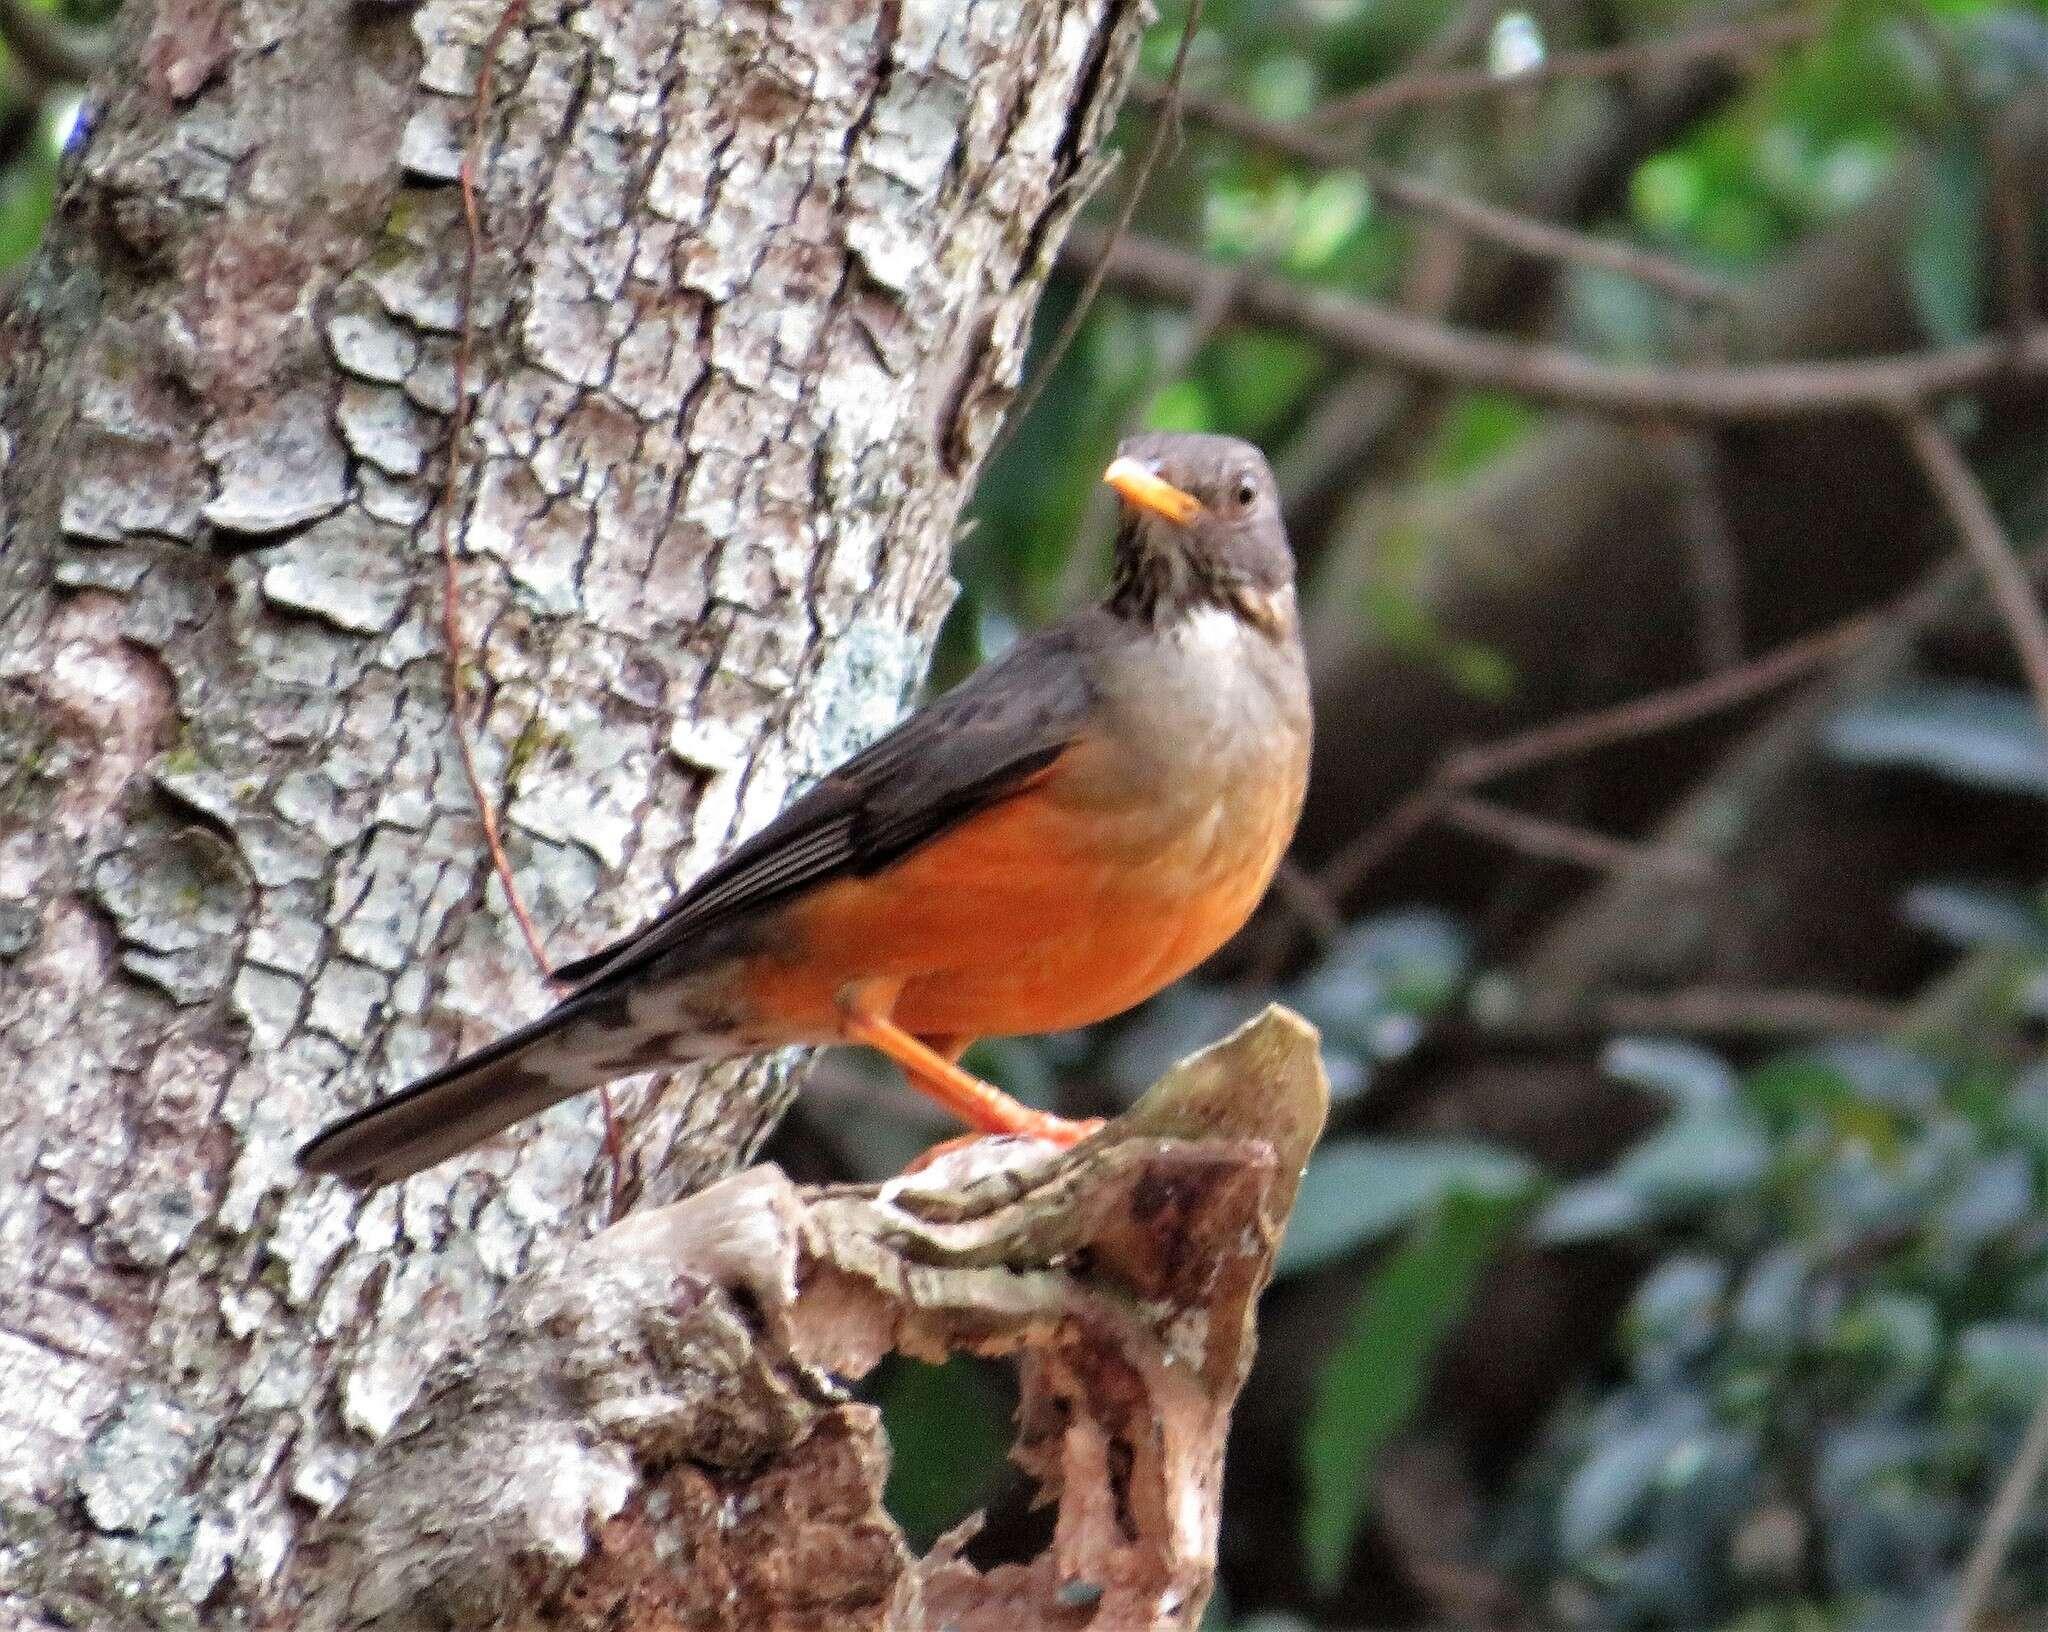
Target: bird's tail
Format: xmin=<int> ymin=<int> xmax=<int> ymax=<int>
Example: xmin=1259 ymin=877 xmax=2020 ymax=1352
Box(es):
xmin=297 ymin=994 xmax=668 ymax=1188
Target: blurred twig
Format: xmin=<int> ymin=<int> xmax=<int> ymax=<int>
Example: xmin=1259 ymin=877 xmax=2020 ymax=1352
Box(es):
xmin=0 ymin=0 xmax=108 ymax=86
xmin=1894 ymin=4 xmax=2040 ymax=345
xmin=1507 ymin=533 xmax=2048 ymax=1032
xmin=1940 ymin=1381 xmax=2048 ymax=1632
xmin=1394 ymin=0 xmax=1505 ymax=102
xmin=1261 ymin=0 xmax=1503 ymax=566
xmin=1309 ymin=9 xmax=1821 ymax=128
xmin=1584 ymin=985 xmax=1906 ymax=1040
xmin=992 ymin=0 xmax=1202 ymax=461
xmin=1899 ymin=412 xmax=2048 ymax=745
xmin=1440 ymin=796 xmax=1708 ymax=880
xmin=1317 ymin=603 xmax=1885 ymax=904
xmin=1479 ymin=984 xmax=1907 ymax=1043
xmin=1278 ymin=42 xmax=1754 ymax=550
xmin=1062 ymin=224 xmax=2048 ymax=420
xmin=1662 ymin=429 xmax=1746 ymax=672
xmin=1269 ymin=856 xmax=1344 ymax=945
xmin=1133 ymin=84 xmax=1730 ymax=309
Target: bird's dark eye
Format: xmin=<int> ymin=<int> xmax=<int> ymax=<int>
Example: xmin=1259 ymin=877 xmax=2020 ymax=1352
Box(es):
xmin=1233 ymin=473 xmax=1259 ymax=509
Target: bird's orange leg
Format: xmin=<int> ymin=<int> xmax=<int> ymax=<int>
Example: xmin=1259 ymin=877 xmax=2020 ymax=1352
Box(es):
xmin=837 ymin=981 xmax=1102 ymax=1146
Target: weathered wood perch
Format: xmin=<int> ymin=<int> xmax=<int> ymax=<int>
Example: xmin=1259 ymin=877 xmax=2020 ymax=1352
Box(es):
xmin=298 ymin=1007 xmax=1326 ymax=1631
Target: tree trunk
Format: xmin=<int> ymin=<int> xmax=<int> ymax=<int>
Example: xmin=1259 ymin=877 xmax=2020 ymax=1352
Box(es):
xmin=0 ymin=0 xmax=1144 ymax=1619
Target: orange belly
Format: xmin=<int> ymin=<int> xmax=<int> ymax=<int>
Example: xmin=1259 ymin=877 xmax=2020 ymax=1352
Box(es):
xmin=734 ymin=754 xmax=1298 ymax=1042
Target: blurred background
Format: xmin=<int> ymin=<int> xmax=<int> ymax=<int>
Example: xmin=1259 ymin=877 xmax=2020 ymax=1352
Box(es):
xmin=11 ymin=0 xmax=2045 ymax=1624
xmin=826 ymin=1 xmax=2048 ymax=1625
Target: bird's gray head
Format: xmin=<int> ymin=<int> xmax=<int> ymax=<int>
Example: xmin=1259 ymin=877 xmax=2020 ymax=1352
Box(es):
xmin=1101 ymin=431 xmax=1294 ymax=634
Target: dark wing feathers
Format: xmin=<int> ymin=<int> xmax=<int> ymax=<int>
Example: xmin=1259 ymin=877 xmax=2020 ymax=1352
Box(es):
xmin=547 ymin=618 xmax=1100 ymax=997
xmin=298 ymin=620 xmax=1100 ymax=1186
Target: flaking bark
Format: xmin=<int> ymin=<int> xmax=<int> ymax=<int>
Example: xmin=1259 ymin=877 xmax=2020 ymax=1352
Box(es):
xmin=303 ymin=1008 xmax=1328 ymax=1632
xmin=0 ymin=0 xmax=1146 ymax=1620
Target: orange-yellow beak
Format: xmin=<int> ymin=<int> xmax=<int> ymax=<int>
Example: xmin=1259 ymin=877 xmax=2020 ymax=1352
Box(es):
xmin=1103 ymin=457 xmax=1203 ymax=525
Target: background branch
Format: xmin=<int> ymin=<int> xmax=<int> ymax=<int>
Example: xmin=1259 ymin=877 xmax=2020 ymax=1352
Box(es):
xmin=1133 ymin=84 xmax=1731 ymax=307
xmin=1943 ymin=1383 xmax=2048 ymax=1632
xmin=1309 ymin=9 xmax=1822 ymax=128
xmin=1062 ymin=224 xmax=2048 ymax=419
xmin=1315 ymin=600 xmax=1882 ymax=905
xmin=1900 ymin=411 xmax=2048 ymax=740
xmin=0 ymin=0 xmax=107 ymax=87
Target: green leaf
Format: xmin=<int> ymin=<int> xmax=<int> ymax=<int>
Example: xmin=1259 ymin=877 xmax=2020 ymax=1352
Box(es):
xmin=1200 ymin=330 xmax=1322 ymax=434
xmin=1441 ymin=639 xmax=1518 ymax=702
xmin=1826 ymin=1290 xmax=1942 ymax=1407
xmin=1730 ymin=1245 xmax=1812 ymax=1354
xmin=1354 ymin=568 xmax=1520 ymax=703
xmin=0 ymin=139 xmax=55 ymax=272
xmin=1145 ymin=379 xmax=1214 ymax=432
xmin=874 ymin=1355 xmax=1012 ymax=1547
xmin=1948 ymin=1321 xmax=2048 ymax=1418
xmin=1286 ymin=171 xmax=1371 ymax=273
xmin=1557 ymin=1394 xmax=1711 ymax=1558
xmin=1604 ymin=1037 xmax=1739 ymax=1113
xmin=1277 ymin=1136 xmax=1538 ymax=1278
xmin=1632 ymin=152 xmax=1707 ymax=237
xmin=1300 ymin=1189 xmax=1526 ymax=1593
xmin=1906 ymin=135 xmax=1985 ymax=346
xmin=1244 ymin=52 xmax=1319 ymax=122
xmin=1743 ymin=1053 xmax=1861 ymax=1131
xmin=1430 ymin=391 xmax=1543 ymax=483
xmin=1529 ymin=1177 xmax=1649 ymax=1244
xmin=1824 ymin=681 xmax=2048 ymax=797
xmin=1283 ymin=910 xmax=1471 ymax=1062
xmin=1624 ymin=1256 xmax=1729 ymax=1365
xmin=1534 ymin=1107 xmax=1770 ymax=1243
xmin=1899 ymin=881 xmax=2048 ymax=951
xmin=1609 ymin=1109 xmax=1772 ymax=1203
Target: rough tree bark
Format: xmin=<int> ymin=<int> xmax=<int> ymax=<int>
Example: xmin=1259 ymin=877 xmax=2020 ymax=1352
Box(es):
xmin=303 ymin=1010 xmax=1326 ymax=1632
xmin=0 ymin=0 xmax=1147 ymax=1621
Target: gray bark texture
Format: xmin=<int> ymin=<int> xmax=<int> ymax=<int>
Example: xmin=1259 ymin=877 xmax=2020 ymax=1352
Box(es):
xmin=0 ymin=0 xmax=1146 ymax=1622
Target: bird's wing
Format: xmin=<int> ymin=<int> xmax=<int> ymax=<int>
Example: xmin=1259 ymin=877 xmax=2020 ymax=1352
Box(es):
xmin=548 ymin=617 xmax=1102 ymax=995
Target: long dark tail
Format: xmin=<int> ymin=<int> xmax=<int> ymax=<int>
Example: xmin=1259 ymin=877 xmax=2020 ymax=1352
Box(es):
xmin=298 ymin=995 xmax=648 ymax=1188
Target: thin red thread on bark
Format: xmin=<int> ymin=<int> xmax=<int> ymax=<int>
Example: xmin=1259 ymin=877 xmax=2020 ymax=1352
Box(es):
xmin=990 ymin=0 xmax=1204 ymax=462
xmin=441 ymin=0 xmax=625 ymax=1215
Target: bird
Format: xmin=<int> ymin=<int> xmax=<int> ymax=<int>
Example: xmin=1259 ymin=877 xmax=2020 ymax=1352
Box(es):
xmin=298 ymin=431 xmax=1312 ymax=1187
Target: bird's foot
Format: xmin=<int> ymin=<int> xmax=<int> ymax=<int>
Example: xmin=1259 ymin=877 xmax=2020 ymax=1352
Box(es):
xmin=837 ymin=982 xmax=1104 ymax=1151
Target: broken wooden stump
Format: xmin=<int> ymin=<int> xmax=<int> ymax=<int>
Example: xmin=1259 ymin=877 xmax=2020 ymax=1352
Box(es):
xmin=303 ymin=1006 xmax=1328 ymax=1631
